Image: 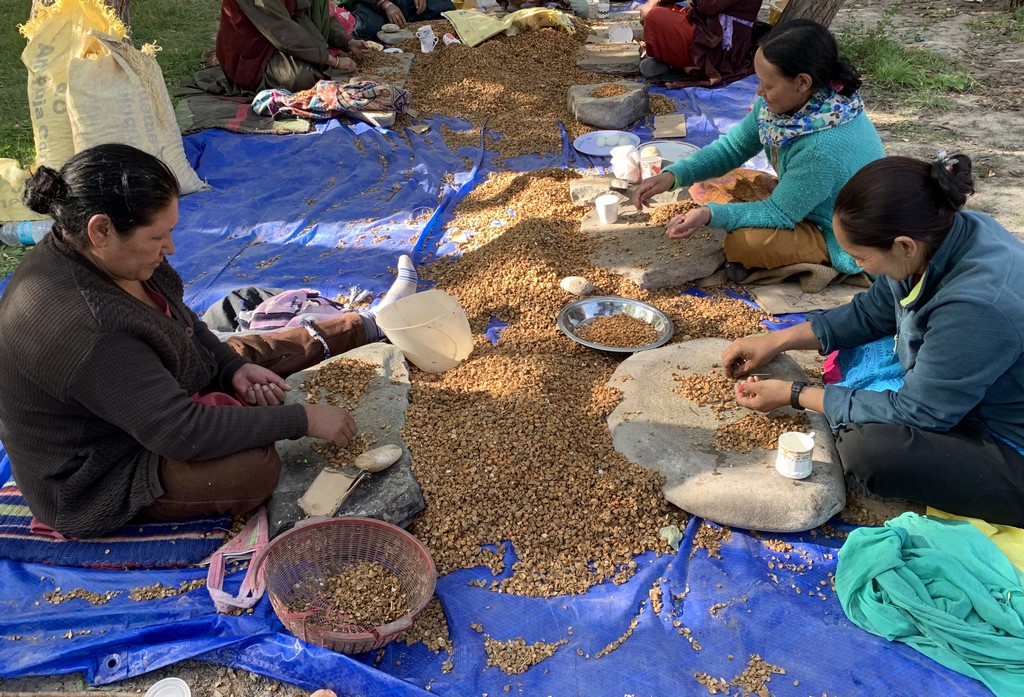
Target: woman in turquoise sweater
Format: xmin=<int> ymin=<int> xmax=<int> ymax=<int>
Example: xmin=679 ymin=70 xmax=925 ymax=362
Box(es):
xmin=633 ymin=19 xmax=885 ymax=282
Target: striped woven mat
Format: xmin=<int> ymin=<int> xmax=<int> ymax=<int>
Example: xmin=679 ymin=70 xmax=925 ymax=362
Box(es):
xmin=0 ymin=478 xmax=230 ymax=569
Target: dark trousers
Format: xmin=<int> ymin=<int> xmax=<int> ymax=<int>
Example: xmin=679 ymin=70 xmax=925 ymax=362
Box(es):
xmin=352 ymin=0 xmax=455 ymax=40
xmin=136 ymin=314 xmax=368 ymax=522
xmin=837 ymin=421 xmax=1024 ymax=527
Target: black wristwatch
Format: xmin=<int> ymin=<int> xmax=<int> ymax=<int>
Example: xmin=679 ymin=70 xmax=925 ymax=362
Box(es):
xmin=790 ymin=381 xmax=808 ymax=411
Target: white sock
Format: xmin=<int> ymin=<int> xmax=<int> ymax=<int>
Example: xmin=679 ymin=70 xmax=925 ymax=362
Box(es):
xmin=377 ymin=254 xmax=419 ymax=309
xmin=360 ymin=255 xmax=419 ymax=341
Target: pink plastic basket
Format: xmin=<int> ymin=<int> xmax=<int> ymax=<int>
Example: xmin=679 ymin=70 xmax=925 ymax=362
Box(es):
xmin=253 ymin=517 xmax=436 ymax=654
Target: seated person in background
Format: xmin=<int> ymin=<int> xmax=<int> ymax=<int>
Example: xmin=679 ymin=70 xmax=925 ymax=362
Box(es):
xmin=0 ymin=144 xmax=420 ymax=538
xmin=340 ymin=0 xmax=455 ymax=42
xmin=723 ymin=154 xmax=1024 ymax=527
xmin=217 ymin=0 xmax=372 ymax=92
xmin=639 ymin=0 xmax=762 ymax=87
xmin=633 ymin=20 xmax=885 ymax=282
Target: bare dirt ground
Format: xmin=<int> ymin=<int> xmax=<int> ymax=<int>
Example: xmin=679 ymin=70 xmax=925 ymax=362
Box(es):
xmin=1 ymin=1 xmax=1021 ymax=694
xmin=835 ymin=0 xmax=1024 ymax=235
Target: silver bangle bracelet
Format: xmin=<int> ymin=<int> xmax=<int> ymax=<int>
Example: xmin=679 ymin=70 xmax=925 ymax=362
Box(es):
xmin=302 ymin=320 xmax=332 ymax=361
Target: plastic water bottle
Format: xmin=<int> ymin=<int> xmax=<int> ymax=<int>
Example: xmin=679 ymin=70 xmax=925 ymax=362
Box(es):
xmin=0 ymin=219 xmax=51 ymax=246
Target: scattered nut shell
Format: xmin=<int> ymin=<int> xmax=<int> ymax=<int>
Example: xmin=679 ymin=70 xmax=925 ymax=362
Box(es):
xmin=353 ymin=444 xmax=403 ymax=472
xmin=559 ymin=276 xmax=594 ymax=296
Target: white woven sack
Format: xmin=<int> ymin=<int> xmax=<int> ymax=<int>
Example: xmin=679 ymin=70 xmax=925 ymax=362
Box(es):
xmin=20 ymin=0 xmax=126 ymax=170
xmin=67 ymin=33 xmax=207 ymax=195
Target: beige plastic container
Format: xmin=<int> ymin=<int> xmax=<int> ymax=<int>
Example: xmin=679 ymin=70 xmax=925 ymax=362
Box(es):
xmin=376 ymin=290 xmax=474 ymax=373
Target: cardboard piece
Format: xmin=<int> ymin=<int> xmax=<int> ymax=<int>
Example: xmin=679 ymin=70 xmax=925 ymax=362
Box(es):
xmin=297 ymin=469 xmax=364 ymax=517
xmin=748 ymin=281 xmax=865 ymax=315
xmin=653 ymin=114 xmax=687 ymax=139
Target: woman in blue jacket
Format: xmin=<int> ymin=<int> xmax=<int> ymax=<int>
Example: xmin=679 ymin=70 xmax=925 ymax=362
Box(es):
xmin=722 ymin=153 xmax=1024 ymax=526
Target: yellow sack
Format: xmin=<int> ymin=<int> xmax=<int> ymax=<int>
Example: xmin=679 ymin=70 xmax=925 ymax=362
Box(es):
xmin=0 ymin=159 xmax=47 ymax=224
xmin=442 ymin=7 xmax=575 ymax=48
xmin=68 ymin=34 xmax=208 ymax=195
xmin=505 ymin=7 xmax=576 ymax=36
xmin=19 ymin=0 xmax=127 ymax=170
xmin=928 ymin=507 xmax=1024 ymax=572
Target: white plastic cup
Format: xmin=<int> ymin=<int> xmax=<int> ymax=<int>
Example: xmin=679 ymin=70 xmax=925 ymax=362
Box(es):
xmin=639 ymin=154 xmax=662 ymax=180
xmin=775 ymin=431 xmax=814 ymax=479
xmin=375 ymin=289 xmax=474 ymax=373
xmin=597 ymin=1 xmax=610 ymax=17
xmin=145 ymin=678 xmax=192 ymax=697
xmin=594 ymin=194 xmax=619 ymax=225
xmin=416 ymin=26 xmax=437 ymax=53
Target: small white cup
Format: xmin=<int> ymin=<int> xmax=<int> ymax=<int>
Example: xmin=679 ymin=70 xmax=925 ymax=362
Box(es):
xmin=416 ymin=26 xmax=437 ymax=53
xmin=775 ymin=431 xmax=814 ymax=479
xmin=595 ymin=194 xmax=619 ymax=224
xmin=145 ymin=678 xmax=192 ymax=697
xmin=640 ymin=154 xmax=662 ymax=180
xmin=597 ymin=1 xmax=610 ymax=17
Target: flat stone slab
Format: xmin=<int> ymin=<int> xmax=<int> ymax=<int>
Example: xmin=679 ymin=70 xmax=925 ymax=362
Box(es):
xmin=378 ymin=29 xmax=416 ymax=45
xmin=356 ymin=51 xmax=415 ymax=84
xmin=577 ymin=43 xmax=641 ymax=75
xmin=607 ymin=338 xmax=845 ymax=532
xmin=581 ymin=202 xmax=725 ymax=289
xmin=268 ymin=343 xmax=424 ymax=536
xmin=585 ymin=21 xmax=644 ymax=43
xmin=747 ymin=281 xmax=866 ymax=315
xmin=568 ymin=81 xmax=648 ymax=130
xmin=569 ymin=175 xmax=687 ymax=207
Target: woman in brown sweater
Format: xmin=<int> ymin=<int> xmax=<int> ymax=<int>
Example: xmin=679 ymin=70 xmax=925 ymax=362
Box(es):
xmin=0 ymin=144 xmax=417 ymax=538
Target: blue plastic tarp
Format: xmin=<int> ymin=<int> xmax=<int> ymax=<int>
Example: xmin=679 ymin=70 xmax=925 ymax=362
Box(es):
xmin=0 ymin=77 xmax=991 ymax=695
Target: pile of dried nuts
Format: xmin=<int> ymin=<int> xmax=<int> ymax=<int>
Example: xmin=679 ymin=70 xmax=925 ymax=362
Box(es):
xmin=482 ymin=634 xmax=568 ymax=674
xmin=574 ymin=314 xmax=660 ymax=348
xmin=647 ymin=200 xmax=699 ymax=228
xmin=129 ymin=579 xmax=206 ymax=602
xmin=588 ymin=83 xmax=630 ymax=98
xmin=695 ymin=654 xmax=787 ymax=696
xmin=290 ymin=561 xmax=409 ymax=630
xmin=714 ymin=412 xmax=811 ymax=453
xmin=403 ymin=22 xmax=609 ymax=159
xmin=673 ymin=369 xmax=737 ymax=419
xmin=649 ymin=93 xmax=677 ymax=116
xmin=44 ymin=588 xmax=120 ymax=605
xmin=302 ymin=359 xmax=380 ymax=467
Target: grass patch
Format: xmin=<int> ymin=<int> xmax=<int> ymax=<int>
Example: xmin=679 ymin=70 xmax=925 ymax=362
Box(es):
xmin=130 ymin=0 xmax=222 ymax=96
xmin=838 ymin=12 xmax=978 ymax=110
xmin=968 ymin=8 xmax=1024 ymax=43
xmin=0 ymin=244 xmax=29 ymax=278
xmin=0 ymin=0 xmax=221 ymax=168
xmin=883 ymin=119 xmax=953 ymax=144
xmin=0 ymin=0 xmax=34 ymax=166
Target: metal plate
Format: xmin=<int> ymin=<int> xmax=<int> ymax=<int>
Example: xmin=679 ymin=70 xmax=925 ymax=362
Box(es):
xmin=557 ymin=296 xmax=674 ymax=354
xmin=573 ymin=131 xmax=642 ymax=157
xmin=638 ymin=140 xmax=701 ymax=164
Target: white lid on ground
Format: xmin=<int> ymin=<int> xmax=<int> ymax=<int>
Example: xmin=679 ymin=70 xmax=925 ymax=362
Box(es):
xmin=145 ymin=677 xmax=192 ymax=697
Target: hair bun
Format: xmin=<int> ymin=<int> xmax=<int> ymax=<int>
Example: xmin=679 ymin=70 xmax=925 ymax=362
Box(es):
xmin=22 ymin=166 xmax=68 ymax=215
xmin=929 ymin=151 xmax=974 ymax=211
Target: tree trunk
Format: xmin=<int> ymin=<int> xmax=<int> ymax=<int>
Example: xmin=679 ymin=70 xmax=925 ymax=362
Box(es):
xmin=29 ymin=0 xmax=131 ymax=28
xmin=777 ymin=0 xmax=847 ymax=28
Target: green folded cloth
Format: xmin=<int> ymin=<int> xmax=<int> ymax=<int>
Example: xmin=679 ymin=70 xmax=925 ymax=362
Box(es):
xmin=836 ymin=512 xmax=1024 ymax=697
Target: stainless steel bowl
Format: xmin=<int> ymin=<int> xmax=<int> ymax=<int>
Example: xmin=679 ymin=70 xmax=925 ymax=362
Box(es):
xmin=557 ymin=296 xmax=674 ymax=354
